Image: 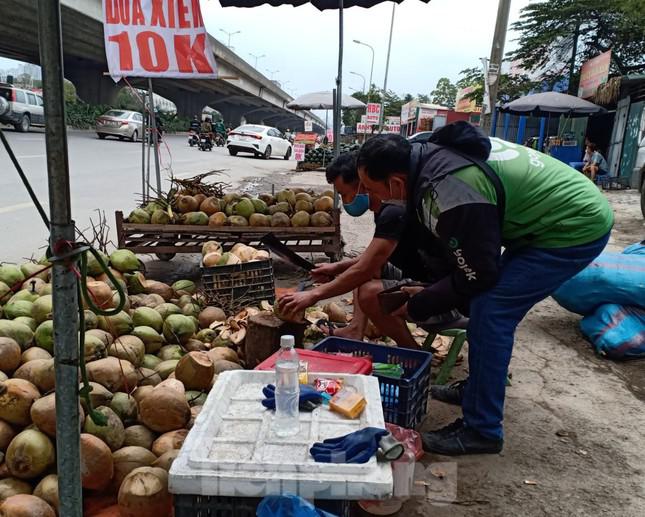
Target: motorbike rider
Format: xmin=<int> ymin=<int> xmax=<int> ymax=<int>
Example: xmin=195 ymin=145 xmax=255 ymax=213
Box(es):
xmin=213 ymin=118 xmax=227 ymax=145
xmin=189 ymin=115 xmax=201 ymax=133
xmin=200 ymin=117 xmax=213 ymax=144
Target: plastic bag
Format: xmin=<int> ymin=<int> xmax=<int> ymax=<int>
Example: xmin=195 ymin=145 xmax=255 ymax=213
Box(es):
xmin=385 ymin=423 xmax=424 ymax=461
xmin=552 ymin=252 xmax=645 ymax=315
xmin=580 ymin=304 xmax=645 ymax=359
xmin=623 ymin=241 xmax=645 ymax=256
xmin=256 ymin=495 xmax=337 ymax=517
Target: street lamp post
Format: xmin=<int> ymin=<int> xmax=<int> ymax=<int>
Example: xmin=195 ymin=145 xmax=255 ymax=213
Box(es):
xmin=353 ymin=39 xmax=374 ymax=103
xmin=349 ymin=71 xmax=366 ymax=93
xmin=249 ymin=52 xmax=266 ymax=68
xmin=266 ymin=69 xmax=279 ymax=80
xmin=379 ymin=3 xmax=396 ymax=131
xmin=219 ymin=29 xmax=241 ymax=49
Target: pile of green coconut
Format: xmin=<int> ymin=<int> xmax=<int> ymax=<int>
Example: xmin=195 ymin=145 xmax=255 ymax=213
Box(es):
xmin=126 ymin=188 xmax=336 ymax=228
xmin=0 ymin=249 xmax=254 ymax=516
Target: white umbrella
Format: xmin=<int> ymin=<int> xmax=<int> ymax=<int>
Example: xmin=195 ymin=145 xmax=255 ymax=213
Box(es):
xmin=287 ymin=91 xmax=366 ymax=110
xmin=501 ymin=92 xmax=606 ymax=117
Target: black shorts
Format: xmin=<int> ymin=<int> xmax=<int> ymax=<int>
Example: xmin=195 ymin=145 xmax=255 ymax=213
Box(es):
xmin=381 ymin=262 xmax=414 ymax=290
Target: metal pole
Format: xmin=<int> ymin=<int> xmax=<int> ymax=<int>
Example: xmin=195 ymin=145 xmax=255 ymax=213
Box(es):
xmin=484 ymin=0 xmax=512 ymax=132
xmin=334 ymin=0 xmax=343 ymax=159
xmin=379 ymin=3 xmax=396 ymax=132
xmin=141 ymin=89 xmax=148 ymax=202
xmin=148 ymin=79 xmax=162 ymax=192
xmin=36 ymin=2 xmax=82 ymax=516
xmin=367 ymin=46 xmax=374 ymax=104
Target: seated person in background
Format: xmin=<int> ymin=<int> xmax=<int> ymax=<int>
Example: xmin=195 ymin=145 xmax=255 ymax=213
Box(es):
xmin=582 ymin=143 xmax=609 ymax=181
xmin=569 ymin=138 xmax=592 ymax=172
xmin=278 ymin=152 xmax=458 ymax=348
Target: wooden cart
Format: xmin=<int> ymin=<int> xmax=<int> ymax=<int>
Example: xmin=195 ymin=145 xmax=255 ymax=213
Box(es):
xmin=115 ymin=210 xmax=344 ymax=261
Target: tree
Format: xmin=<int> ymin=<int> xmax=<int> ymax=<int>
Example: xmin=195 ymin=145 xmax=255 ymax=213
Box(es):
xmin=417 ymin=94 xmax=430 ymax=104
xmin=509 ymin=0 xmax=645 ymax=87
xmin=456 ymin=67 xmax=540 ymax=106
xmin=430 ymin=78 xmax=458 ymax=108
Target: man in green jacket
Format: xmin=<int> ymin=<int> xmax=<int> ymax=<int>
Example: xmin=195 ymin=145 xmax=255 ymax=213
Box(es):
xmin=357 ymin=122 xmax=613 ymax=455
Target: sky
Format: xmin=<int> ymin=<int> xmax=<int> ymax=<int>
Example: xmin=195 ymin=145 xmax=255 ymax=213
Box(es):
xmin=0 ymin=0 xmax=532 ymax=100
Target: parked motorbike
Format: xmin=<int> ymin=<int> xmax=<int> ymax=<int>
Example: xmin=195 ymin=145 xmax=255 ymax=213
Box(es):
xmin=188 ymin=131 xmax=198 ymax=147
xmin=198 ymin=133 xmax=213 ymax=151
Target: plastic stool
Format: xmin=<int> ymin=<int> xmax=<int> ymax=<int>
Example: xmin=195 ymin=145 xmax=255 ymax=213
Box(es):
xmin=422 ymin=328 xmax=468 ymax=385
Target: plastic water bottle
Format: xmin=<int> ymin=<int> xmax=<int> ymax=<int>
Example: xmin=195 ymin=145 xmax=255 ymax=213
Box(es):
xmin=273 ymin=335 xmax=300 ymax=437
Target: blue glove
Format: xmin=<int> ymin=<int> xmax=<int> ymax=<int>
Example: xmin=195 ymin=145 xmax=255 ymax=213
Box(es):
xmin=262 ymin=384 xmax=323 ymax=412
xmin=310 ymin=427 xmax=389 ymax=464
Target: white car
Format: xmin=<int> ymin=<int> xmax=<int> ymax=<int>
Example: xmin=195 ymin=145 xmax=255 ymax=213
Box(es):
xmin=227 ymin=124 xmax=292 ymax=160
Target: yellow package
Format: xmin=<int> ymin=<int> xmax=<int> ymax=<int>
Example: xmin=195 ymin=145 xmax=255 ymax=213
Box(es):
xmin=298 ymin=360 xmax=308 ymax=384
xmin=329 ymin=389 xmax=366 ymax=419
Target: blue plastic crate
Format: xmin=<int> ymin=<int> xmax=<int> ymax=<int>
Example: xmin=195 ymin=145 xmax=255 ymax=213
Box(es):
xmin=313 ymin=337 xmax=432 ymax=429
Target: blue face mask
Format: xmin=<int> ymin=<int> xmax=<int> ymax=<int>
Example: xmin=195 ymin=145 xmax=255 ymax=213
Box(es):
xmin=343 ymin=193 xmax=370 ymax=217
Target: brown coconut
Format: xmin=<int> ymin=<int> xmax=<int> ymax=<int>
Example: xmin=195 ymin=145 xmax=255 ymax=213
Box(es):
xmin=199 ymin=197 xmax=221 ymax=216
xmin=86 ymin=328 xmax=114 ymax=347
xmin=144 ymin=281 xmax=173 ymax=302
xmin=32 ymin=474 xmax=58 ymax=513
xmin=0 ymin=478 xmax=32 ymax=502
xmin=30 ymin=392 xmax=85 ymax=438
xmin=152 ymin=449 xmax=179 ymax=472
xmin=12 ymin=359 xmax=55 ymax=393
xmin=137 ymin=368 xmax=162 ymax=387
xmin=112 ymin=446 xmax=157 ymax=489
xmin=131 ymin=386 xmax=154 ymax=405
xmin=188 ymin=405 xmax=203 ymax=430
xmin=86 ymin=357 xmax=138 ymax=392
xmin=0 ymin=494 xmax=55 ymax=517
xmin=176 ymin=195 xmax=199 ymax=213
xmin=151 ymin=429 xmax=188 ymax=457
xmin=0 ymin=423 xmax=15 ymax=453
xmin=79 ymin=381 xmax=113 ymax=412
xmin=117 ymin=467 xmax=171 ymax=517
xmin=6 ymin=429 xmax=55 ymax=480
xmin=0 ymin=379 xmax=40 ymax=426
xmin=138 ymin=379 xmax=190 ymax=433
xmin=184 ymin=339 xmax=209 ymax=353
xmin=20 ymin=348 xmax=52 ymax=365
xmin=175 ymin=352 xmax=214 ymax=390
xmin=108 ymin=335 xmax=145 ymax=367
xmin=0 ymin=339 xmax=21 ymax=374
xmin=198 ymin=307 xmax=226 ymax=329
xmin=212 ymin=360 xmax=243 ymax=374
xmin=206 ymin=347 xmax=239 ymax=364
xmin=84 ymin=280 xmax=114 ymax=310
xmin=123 ymin=425 xmax=156 ymax=450
xmin=80 ymin=433 xmax=113 ymax=490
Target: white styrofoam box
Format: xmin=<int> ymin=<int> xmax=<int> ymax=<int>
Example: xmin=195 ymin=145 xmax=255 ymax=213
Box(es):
xmin=169 ymin=370 xmax=393 ymax=500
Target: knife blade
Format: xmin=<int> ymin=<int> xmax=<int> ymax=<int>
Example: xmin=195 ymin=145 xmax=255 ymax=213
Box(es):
xmin=260 ymin=233 xmax=315 ymax=272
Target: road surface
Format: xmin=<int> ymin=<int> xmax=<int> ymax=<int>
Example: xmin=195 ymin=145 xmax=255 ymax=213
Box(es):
xmin=0 ymin=128 xmax=296 ymax=263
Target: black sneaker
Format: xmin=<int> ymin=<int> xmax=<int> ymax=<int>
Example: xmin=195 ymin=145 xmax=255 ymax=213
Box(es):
xmin=430 ymin=379 xmax=467 ymax=406
xmin=421 ymin=420 xmax=503 ymax=456
xmin=423 ymin=418 xmax=464 ymax=439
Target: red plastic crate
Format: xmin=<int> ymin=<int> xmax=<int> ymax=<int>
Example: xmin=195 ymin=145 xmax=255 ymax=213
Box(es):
xmin=254 ymin=349 xmax=372 ymax=375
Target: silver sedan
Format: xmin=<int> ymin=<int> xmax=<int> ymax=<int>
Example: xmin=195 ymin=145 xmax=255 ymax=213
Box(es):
xmin=95 ymin=109 xmax=143 ymax=142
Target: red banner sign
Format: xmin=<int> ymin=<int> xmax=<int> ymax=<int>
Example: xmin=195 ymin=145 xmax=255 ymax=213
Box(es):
xmin=366 ymin=103 xmax=382 ymax=124
xmin=102 ymin=0 xmax=217 ymax=81
xmin=578 ymin=50 xmax=611 ymax=99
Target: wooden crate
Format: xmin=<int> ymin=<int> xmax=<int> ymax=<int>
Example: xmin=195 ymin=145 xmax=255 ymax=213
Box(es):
xmin=115 ymin=210 xmax=344 ymax=261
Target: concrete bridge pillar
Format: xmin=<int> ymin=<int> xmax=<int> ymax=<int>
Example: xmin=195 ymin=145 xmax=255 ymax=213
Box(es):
xmin=215 ymin=105 xmax=249 ymax=127
xmin=65 ymin=64 xmax=121 ymax=105
xmin=171 ymin=93 xmax=213 ymax=118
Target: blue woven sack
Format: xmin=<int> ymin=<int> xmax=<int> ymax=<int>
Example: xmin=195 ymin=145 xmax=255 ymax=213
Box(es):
xmin=552 ymin=252 xmax=645 ymax=315
xmin=580 ymin=304 xmax=645 ymax=359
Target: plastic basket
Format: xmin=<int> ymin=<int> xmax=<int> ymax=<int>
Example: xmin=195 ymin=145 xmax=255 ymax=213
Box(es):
xmin=174 ymin=495 xmax=351 ymax=517
xmin=201 ymin=259 xmax=275 ymax=314
xmin=313 ymin=337 xmax=432 ymax=428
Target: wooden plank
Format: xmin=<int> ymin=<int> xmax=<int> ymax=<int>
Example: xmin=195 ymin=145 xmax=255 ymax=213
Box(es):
xmin=120 ymin=224 xmax=337 ymax=235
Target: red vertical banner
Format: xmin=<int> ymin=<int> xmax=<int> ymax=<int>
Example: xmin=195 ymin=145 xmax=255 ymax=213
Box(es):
xmin=103 ymin=0 xmax=218 ymax=80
